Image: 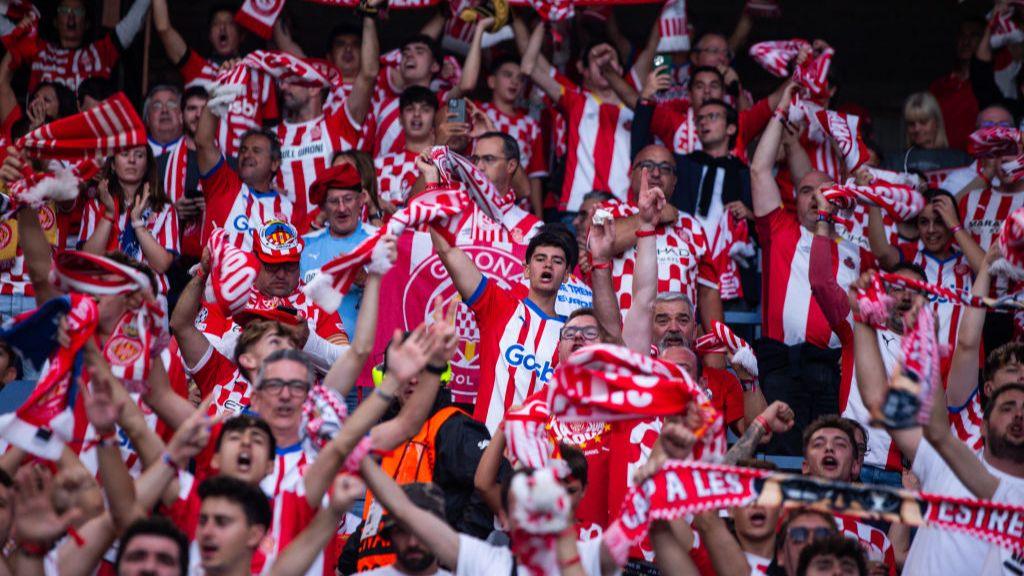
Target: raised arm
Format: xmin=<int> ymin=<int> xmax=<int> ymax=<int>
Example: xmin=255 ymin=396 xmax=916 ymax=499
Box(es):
xmin=271 ymin=475 xmax=365 ymax=576
xmin=169 ymin=261 xmax=213 ymax=369
xmin=134 ymin=400 xmax=217 ymax=512
xmin=518 ymin=19 xmax=561 ymax=102
xmin=359 ymin=457 xmax=461 ymax=567
xmin=345 ymin=16 xmax=380 ymax=126
xmin=809 ymin=192 xmax=852 ymax=328
xmin=946 ymin=249 xmax=994 ymax=407
xmin=866 ymin=207 xmax=900 ymax=271
xmin=601 ymin=65 xmax=642 ymax=110
xmin=622 ymin=173 xmax=662 ymax=353
xmin=151 ymin=0 xmax=187 ymax=64
xmin=272 ymin=18 xmax=306 ymax=57
xmin=0 ymin=53 xmax=17 ymax=123
xmin=1 ymin=149 xmax=59 ymax=304
xmin=723 ymin=401 xmax=794 ymax=464
xmin=588 ymin=217 xmax=625 ymax=343
xmin=430 ymin=227 xmax=483 ymax=302
xmin=692 ymin=512 xmax=750 ymax=576
xmin=935 ymin=195 xmax=984 ymax=273
xmin=450 ymin=18 xmax=492 ymax=99
xmin=195 ymin=105 xmax=223 ymax=175
xmin=114 ymin=0 xmax=152 ymax=49
xmin=750 ymin=88 xmax=792 ymax=217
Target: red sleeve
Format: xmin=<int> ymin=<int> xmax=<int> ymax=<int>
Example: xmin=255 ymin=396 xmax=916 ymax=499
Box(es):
xmin=808 ymin=234 xmax=851 ymax=329
xmin=192 ymin=346 xmax=236 ymax=397
xmin=706 ymin=368 xmax=744 ymax=426
xmin=200 ymin=156 xmax=242 ymax=229
xmin=327 ymin=105 xmax=361 ymax=148
xmin=737 ymin=98 xmax=772 ymax=147
xmin=95 ymin=35 xmax=121 ymax=72
xmin=312 ymin=305 xmax=345 ymax=342
xmin=467 ymin=276 xmax=517 ymax=332
xmin=555 ymin=75 xmax=583 ymax=117
xmin=177 ymin=49 xmax=210 ymax=85
xmin=754 ymin=206 xmax=798 ymax=241
xmin=650 ymin=103 xmax=687 ymax=149
xmin=526 ymin=122 xmax=548 ymax=177
xmin=697 ymin=248 xmax=720 ymax=290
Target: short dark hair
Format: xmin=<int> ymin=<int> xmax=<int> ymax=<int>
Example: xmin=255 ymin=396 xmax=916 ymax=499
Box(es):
xmin=76 ymin=77 xmax=115 ymax=108
xmin=240 ymin=128 xmax=282 ymax=164
xmin=526 ymin=223 xmax=578 ymax=273
xmin=477 ymin=131 xmax=521 ymax=165
xmin=198 ymin=476 xmax=272 ymax=529
xmin=31 ymin=82 xmax=77 ymax=120
xmin=183 ymin=86 xmax=210 ymax=103
xmin=489 ymin=54 xmax=521 ymax=76
xmin=327 ymin=22 xmax=362 ymax=54
xmin=802 ymin=415 xmax=859 ymax=460
xmin=891 ymin=262 xmax=926 ymax=281
xmin=777 ymin=509 xmax=837 ymax=551
xmin=115 ymin=517 xmax=190 ymax=576
xmin=688 ymin=66 xmax=725 ymax=89
xmin=400 ymin=33 xmax=441 ymax=66
xmin=216 ymin=415 xmax=277 ymax=459
xmin=558 ymin=443 xmax=588 ymax=486
xmin=700 ymin=98 xmax=738 ymax=127
xmin=984 ymin=343 xmax=1024 ymax=389
xmin=399 ymin=85 xmax=438 ymax=113
xmin=922 ymin=188 xmax=959 ymax=221
xmin=844 ymin=417 xmax=868 ymax=450
xmin=797 ymin=534 xmax=868 ymax=576
xmin=984 ymin=383 xmax=1024 ymax=421
xmin=208 ymin=2 xmax=240 ymax=24
xmin=580 ymin=39 xmax=614 ymax=68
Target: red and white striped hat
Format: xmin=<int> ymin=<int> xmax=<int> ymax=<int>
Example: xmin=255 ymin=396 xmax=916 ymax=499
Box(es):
xmin=50 ymin=250 xmax=153 ymax=296
xmin=253 ymin=220 xmax=304 ymax=264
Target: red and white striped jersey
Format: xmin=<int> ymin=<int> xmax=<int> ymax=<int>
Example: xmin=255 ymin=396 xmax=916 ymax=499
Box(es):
xmin=835 ymin=516 xmax=897 ymax=574
xmin=555 ymin=76 xmax=634 ymax=211
xmin=79 ymin=198 xmax=179 ymax=293
xmin=466 ymin=276 xmax=565 ymax=433
xmin=201 ymin=157 xmax=299 ymax=251
xmin=757 ymin=208 xmax=870 ymax=348
xmin=28 ymin=35 xmax=119 ymax=91
xmin=602 ymin=201 xmax=719 ymax=312
xmin=179 ymin=50 xmax=280 ymax=157
xmin=275 ymin=107 xmax=361 ymax=218
xmin=899 ymin=243 xmax=973 ymax=351
xmin=190 ymin=344 xmax=253 ymax=417
xmin=843 ymin=330 xmax=904 ymax=470
xmin=652 ymin=105 xmax=699 ymax=155
xmin=0 ymin=204 xmax=63 ymax=297
xmin=375 ymin=150 xmax=420 ymax=206
xmin=479 ymin=102 xmax=548 ymax=178
xmin=959 ymin=186 xmax=1024 ymax=251
xmin=949 ymin=391 xmax=985 ymax=453
xmin=162 ymin=138 xmax=192 ymax=204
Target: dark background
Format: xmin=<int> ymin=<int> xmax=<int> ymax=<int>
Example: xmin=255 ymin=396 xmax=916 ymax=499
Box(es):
xmin=24 ymin=0 xmax=999 ymax=159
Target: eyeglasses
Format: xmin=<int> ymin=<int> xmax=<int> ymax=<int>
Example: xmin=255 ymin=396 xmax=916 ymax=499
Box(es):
xmin=980 ymin=120 xmax=1014 ymax=128
xmin=258 ymin=379 xmax=310 ymax=395
xmin=57 ymin=6 xmax=86 ymax=16
xmin=697 ymin=111 xmax=724 ymax=123
xmin=150 ymin=101 xmax=180 ymax=112
xmin=470 ymin=154 xmax=508 ymax=165
xmin=633 ymin=160 xmax=676 ymax=175
xmin=787 ymin=527 xmax=834 ymax=545
xmin=560 ymin=326 xmax=600 ymax=341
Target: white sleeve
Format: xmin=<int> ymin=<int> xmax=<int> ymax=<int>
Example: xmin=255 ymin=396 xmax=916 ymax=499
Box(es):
xmin=302 ymin=330 xmax=347 ymax=374
xmin=456 ymin=534 xmax=514 ymax=576
xmin=911 ymin=438 xmax=944 ymax=491
xmin=114 ymin=0 xmax=152 ymax=48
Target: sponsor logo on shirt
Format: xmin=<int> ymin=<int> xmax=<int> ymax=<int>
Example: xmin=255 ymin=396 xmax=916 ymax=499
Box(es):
xmin=281 ymin=141 xmax=327 ymax=161
xmin=504 ymin=343 xmax=554 ymax=382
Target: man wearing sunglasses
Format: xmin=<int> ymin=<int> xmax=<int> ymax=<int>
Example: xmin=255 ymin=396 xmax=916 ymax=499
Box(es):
xmin=774 ymin=509 xmax=840 ymax=576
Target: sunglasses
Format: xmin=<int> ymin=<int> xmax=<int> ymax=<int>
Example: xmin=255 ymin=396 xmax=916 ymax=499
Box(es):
xmin=787 ymin=526 xmax=834 ymax=545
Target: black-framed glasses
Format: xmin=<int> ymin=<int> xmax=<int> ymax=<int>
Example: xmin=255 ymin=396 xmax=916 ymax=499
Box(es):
xmin=787 ymin=527 xmax=833 ymax=545
xmin=470 ymin=154 xmax=508 ymax=165
xmin=560 ymin=326 xmax=600 ymax=341
xmin=633 ymin=160 xmax=676 ymax=175
xmin=258 ymin=379 xmax=310 ymax=395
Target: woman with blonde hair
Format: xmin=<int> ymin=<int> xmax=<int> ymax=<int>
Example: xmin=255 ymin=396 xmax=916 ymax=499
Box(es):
xmin=899 ymin=91 xmax=970 ymax=172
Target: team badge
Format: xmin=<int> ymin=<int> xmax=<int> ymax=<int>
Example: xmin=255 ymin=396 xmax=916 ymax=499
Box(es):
xmin=107 ymin=336 xmax=143 ymax=366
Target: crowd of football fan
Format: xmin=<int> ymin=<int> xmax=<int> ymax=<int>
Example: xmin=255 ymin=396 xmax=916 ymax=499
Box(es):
xmin=0 ymin=0 xmax=1020 ymax=574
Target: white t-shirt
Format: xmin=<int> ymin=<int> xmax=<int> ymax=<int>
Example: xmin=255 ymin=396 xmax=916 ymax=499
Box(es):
xmin=980 ymin=482 xmax=1024 ymax=574
xmin=904 ymin=440 xmax=1024 ymax=575
xmin=456 ymin=534 xmax=614 ymax=576
xmin=744 ymin=551 xmax=771 ymax=575
xmin=361 ymin=566 xmax=453 ymax=576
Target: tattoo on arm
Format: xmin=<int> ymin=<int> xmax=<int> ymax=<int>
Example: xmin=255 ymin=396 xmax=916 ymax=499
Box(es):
xmin=724 ymin=422 xmax=765 ymax=465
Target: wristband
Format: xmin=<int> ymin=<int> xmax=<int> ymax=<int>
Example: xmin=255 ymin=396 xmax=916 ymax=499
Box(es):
xmin=591 ymin=260 xmax=611 ymax=270
xmin=950 ymin=224 xmax=963 ymax=235
xmin=740 ymin=379 xmax=758 ymax=392
xmin=95 ymin=429 xmax=117 ymax=448
xmin=374 ymin=387 xmax=396 ymax=403
xmin=635 ymin=228 xmax=657 ymax=238
xmin=424 ymin=362 xmax=447 ymax=376
xmin=816 ymin=210 xmax=834 ymax=223
xmin=852 ymin=313 xmax=864 ymax=324
xmin=161 ymin=451 xmax=180 ymax=473
xmin=16 ymin=540 xmax=52 ymax=557
xmin=754 ymin=414 xmax=770 ymax=432
xmin=772 ymin=108 xmax=788 ymax=124
xmin=559 ymin=555 xmax=583 ymax=569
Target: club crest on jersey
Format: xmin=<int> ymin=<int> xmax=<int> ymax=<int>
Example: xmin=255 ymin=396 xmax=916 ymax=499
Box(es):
xmin=955 ymin=263 xmax=971 ymax=276
xmin=843 ymin=256 xmax=855 ymax=269
xmin=38 ymin=205 xmax=55 ymax=231
xmin=0 ymin=222 xmax=11 ymax=251
xmin=107 ymin=335 xmax=143 ymax=366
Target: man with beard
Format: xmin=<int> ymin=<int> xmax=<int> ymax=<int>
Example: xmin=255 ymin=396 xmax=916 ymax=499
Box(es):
xmin=855 ymin=298 xmax=1024 ymax=575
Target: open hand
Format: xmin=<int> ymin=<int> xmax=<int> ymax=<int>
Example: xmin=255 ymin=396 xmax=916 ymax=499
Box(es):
xmin=13 ymin=465 xmax=83 ymax=546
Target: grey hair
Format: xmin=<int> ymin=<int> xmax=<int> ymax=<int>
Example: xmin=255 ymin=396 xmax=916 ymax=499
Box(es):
xmin=655 ymin=291 xmax=694 ymax=314
xmin=142 ymin=84 xmax=182 ymax=120
xmin=255 ymin=349 xmax=316 ymax=390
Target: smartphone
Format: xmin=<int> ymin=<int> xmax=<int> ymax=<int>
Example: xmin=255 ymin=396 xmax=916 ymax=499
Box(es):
xmin=653 ymin=54 xmax=672 ymax=77
xmin=448 ymin=98 xmax=466 ymax=123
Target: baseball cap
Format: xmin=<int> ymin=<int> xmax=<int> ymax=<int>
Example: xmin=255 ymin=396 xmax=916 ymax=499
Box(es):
xmin=253 ymin=220 xmax=304 ymax=264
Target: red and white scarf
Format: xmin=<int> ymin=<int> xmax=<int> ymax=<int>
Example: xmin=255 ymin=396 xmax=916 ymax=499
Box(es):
xmin=656 ymin=0 xmax=689 ymax=53
xmin=855 ymin=271 xmax=894 ymax=330
xmin=749 ymin=39 xmax=806 ymax=77
xmin=0 ymin=0 xmax=39 ymax=69
xmin=968 ymin=126 xmax=1021 ymax=159
xmin=548 ymin=344 xmax=725 ymax=462
xmin=220 ymin=50 xmax=331 ymax=88
xmin=711 ymin=320 xmax=758 ymax=377
xmin=429 ymin=146 xmax=509 ymax=224
xmin=204 ymin=228 xmax=260 ymax=318
xmin=302 ymin=384 xmax=349 ymax=450
xmin=504 ymin=393 xmax=559 ymax=469
xmin=509 ymin=466 xmax=573 ymax=576
xmin=881 ymin=303 xmax=940 ymax=429
xmin=814 ymin=109 xmax=869 ymax=173
xmin=304 ymin=187 xmax=467 ymax=312
xmin=990 ymin=5 xmax=1024 ymax=49
xmin=0 ymin=294 xmax=98 ymax=460
xmin=995 ymin=207 xmax=1024 ymax=281
xmin=1 ymin=159 xmax=98 ymax=220
xmin=235 ymin=0 xmax=286 ymax=40
xmin=821 ymin=182 xmax=925 ymax=224
xmin=865 ymin=167 xmax=922 ymax=190
xmin=17 ymin=93 xmax=146 ymax=161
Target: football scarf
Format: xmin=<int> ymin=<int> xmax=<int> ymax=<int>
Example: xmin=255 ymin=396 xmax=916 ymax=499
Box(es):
xmin=302 ymin=384 xmax=349 ymax=450
xmin=235 ymin=0 xmax=285 ymax=40
xmin=865 ymin=167 xmax=922 ymax=190
xmin=606 ymin=461 xmax=1024 ymax=558
xmin=820 ymin=183 xmax=925 ymax=224
xmin=205 ymin=228 xmax=260 ymax=318
xmin=990 ymin=6 xmax=1024 ymax=50
xmin=509 ymin=466 xmax=573 ymax=576
xmin=994 ymin=207 xmax=1024 ymax=281
xmin=0 ymin=294 xmax=96 ymax=460
xmin=303 ymin=187 xmax=467 ymax=312
xmin=0 ymin=159 xmax=98 ymax=221
xmin=237 ymin=50 xmax=331 ymax=87
xmin=16 ymin=93 xmax=146 ymax=161
xmin=710 ymin=320 xmax=758 ymax=377
xmin=656 ymin=0 xmax=689 ymax=53
xmin=878 ymin=303 xmax=940 ymax=430
xmin=429 ymin=146 xmax=507 ymax=224
xmin=749 ymin=39 xmax=832 ymax=98
xmin=547 ymin=344 xmax=725 ymax=462
xmin=967 ymin=126 xmax=1021 ymax=159
xmin=813 ymin=109 xmax=870 ymax=172
xmin=0 ymin=0 xmax=39 ymax=69
xmin=504 ymin=393 xmax=559 ymax=469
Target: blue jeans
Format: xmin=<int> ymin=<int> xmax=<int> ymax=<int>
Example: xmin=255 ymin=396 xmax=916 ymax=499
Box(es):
xmin=860 ymin=464 xmax=903 ymax=488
